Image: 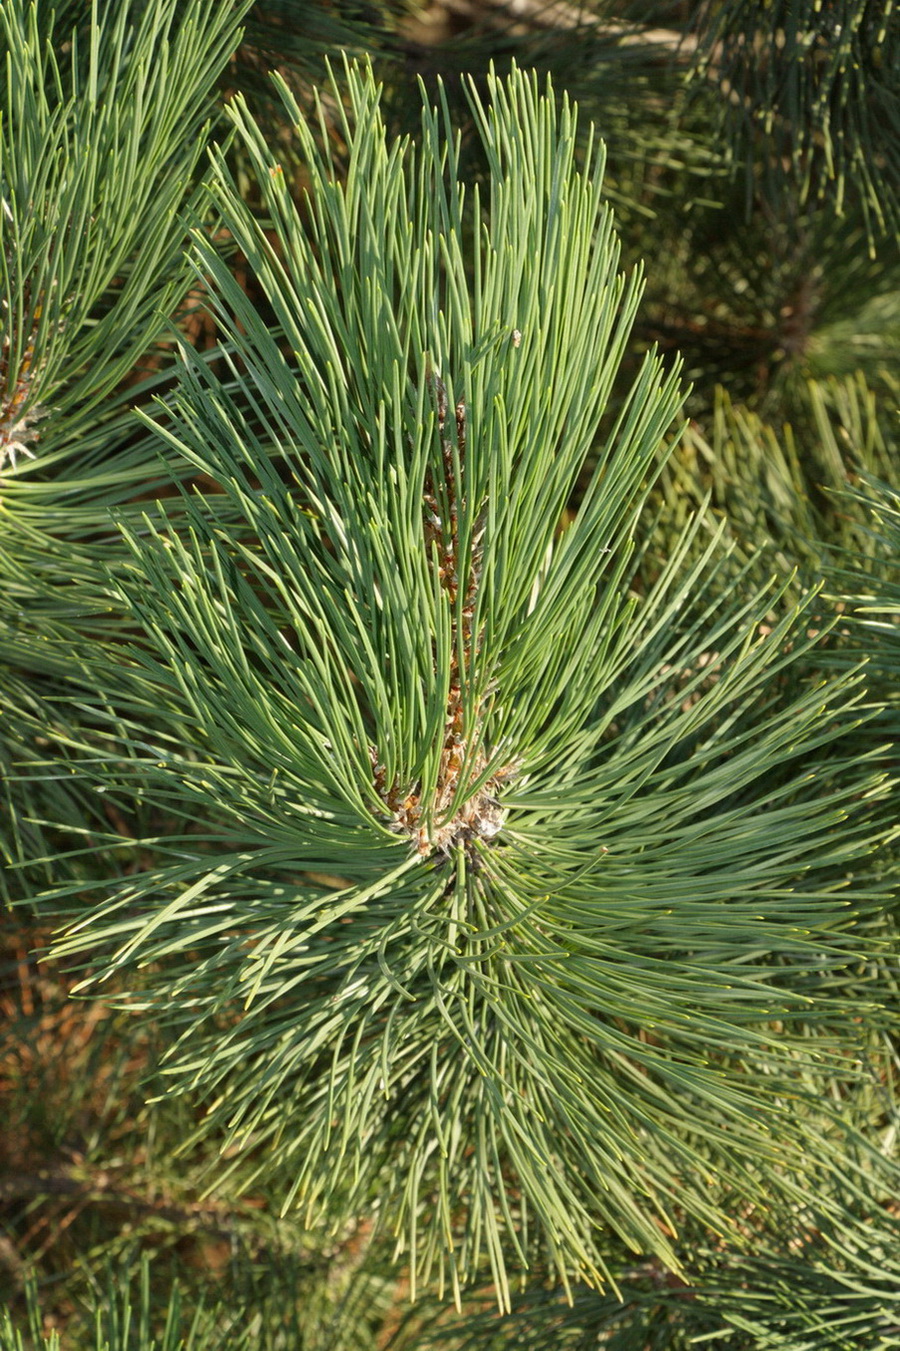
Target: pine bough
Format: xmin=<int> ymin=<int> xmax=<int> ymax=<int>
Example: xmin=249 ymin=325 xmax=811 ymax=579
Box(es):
xmin=42 ymin=62 xmax=894 ymax=1304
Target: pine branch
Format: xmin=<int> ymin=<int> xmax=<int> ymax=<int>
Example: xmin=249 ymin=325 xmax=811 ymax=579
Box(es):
xmin=36 ymin=59 xmax=895 ymax=1305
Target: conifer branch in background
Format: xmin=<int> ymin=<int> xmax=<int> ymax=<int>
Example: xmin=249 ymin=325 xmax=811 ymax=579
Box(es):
xmin=0 ymin=0 xmax=250 ymax=895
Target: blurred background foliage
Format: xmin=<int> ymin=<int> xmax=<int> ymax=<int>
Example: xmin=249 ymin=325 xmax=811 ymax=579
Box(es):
xmin=2 ymin=0 xmax=899 ymax=1347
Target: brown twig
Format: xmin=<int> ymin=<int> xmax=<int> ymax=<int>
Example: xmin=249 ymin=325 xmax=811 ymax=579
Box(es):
xmin=371 ymin=370 xmax=517 ymax=857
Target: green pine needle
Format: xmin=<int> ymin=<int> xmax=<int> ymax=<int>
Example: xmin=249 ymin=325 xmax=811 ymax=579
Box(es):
xmin=42 ymin=61 xmax=895 ymax=1301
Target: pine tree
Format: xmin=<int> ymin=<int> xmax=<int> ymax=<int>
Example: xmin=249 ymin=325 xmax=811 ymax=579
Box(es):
xmin=2 ymin=2 xmax=899 ymax=1347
